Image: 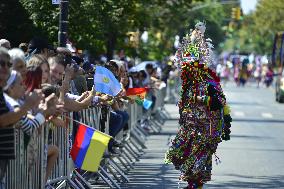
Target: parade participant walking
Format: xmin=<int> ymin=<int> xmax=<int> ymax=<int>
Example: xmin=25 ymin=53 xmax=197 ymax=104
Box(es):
xmin=165 ymin=22 xmax=232 ymax=189
xmin=239 ymin=61 xmax=249 ymax=87
xmin=264 ymin=65 xmax=274 ymax=87
xmin=254 ymin=64 xmax=262 ymax=88
xmin=233 ymin=63 xmax=240 ymax=86
xmin=220 ymin=63 xmax=230 ymax=87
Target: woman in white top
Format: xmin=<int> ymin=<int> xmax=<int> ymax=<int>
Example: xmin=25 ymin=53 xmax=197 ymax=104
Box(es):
xmin=3 ymin=70 xmax=50 ymax=135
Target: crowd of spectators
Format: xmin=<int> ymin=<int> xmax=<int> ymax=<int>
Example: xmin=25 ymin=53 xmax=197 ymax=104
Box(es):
xmin=0 ymin=37 xmax=173 ymax=187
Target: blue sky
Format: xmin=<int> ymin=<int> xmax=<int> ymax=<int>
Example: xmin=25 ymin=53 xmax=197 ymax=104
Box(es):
xmin=241 ymin=0 xmax=258 ymax=14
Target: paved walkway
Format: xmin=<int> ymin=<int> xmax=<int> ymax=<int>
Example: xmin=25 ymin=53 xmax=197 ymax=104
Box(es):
xmin=122 ymin=104 xmax=188 ymax=189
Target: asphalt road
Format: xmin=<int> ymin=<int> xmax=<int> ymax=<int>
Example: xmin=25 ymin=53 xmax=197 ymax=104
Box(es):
xmin=207 ymin=82 xmax=284 ymax=189
xmin=123 ymin=81 xmax=284 ymax=189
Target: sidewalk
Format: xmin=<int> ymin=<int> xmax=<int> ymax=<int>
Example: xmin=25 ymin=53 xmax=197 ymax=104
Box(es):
xmin=122 ymin=103 xmax=188 ymax=189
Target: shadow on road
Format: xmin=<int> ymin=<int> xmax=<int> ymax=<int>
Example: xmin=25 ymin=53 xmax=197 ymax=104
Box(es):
xmin=230 ymin=134 xmax=273 ymax=139
xmin=233 ymin=118 xmax=284 ymax=123
xmin=121 ymin=163 xmax=187 ymax=189
xmin=228 ymin=101 xmax=262 ymax=106
xmin=207 ymin=174 xmax=284 ymax=188
xmin=166 ymin=118 xmax=284 ymax=123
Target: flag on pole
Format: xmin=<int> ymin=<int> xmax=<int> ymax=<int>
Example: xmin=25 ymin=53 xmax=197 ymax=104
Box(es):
xmin=94 ymin=66 xmax=121 ymax=96
xmin=70 ymin=124 xmax=111 ymax=172
xmin=126 ymin=88 xmax=148 ymax=100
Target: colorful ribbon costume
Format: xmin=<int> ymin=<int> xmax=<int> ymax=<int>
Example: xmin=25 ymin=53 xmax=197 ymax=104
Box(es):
xmin=165 ymin=22 xmax=232 ymax=189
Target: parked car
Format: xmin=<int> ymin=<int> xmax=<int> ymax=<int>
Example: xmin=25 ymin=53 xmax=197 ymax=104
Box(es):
xmin=276 ymin=69 xmax=284 ymax=103
xmin=272 ymin=32 xmax=284 ymax=103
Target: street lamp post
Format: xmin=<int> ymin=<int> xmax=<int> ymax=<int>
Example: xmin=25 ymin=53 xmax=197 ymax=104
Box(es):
xmin=58 ymin=0 xmax=69 ymax=47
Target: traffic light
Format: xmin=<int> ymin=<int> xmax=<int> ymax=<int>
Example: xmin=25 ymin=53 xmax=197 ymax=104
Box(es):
xmin=231 ymin=7 xmax=236 ymax=20
xmin=235 ymin=7 xmax=241 ymax=20
xmin=231 ymin=7 xmax=242 ymax=21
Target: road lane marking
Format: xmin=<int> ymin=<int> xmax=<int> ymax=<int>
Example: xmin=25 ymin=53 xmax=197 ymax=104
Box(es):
xmin=234 ymin=111 xmax=245 ymax=117
xmin=261 ymin=113 xmax=273 ymax=118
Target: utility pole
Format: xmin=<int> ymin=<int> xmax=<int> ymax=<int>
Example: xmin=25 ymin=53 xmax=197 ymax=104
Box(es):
xmin=58 ymin=0 xmax=69 ymax=47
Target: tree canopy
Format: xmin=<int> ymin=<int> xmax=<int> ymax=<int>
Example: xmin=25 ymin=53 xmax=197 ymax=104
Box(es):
xmin=1 ymin=0 xmax=228 ymax=60
xmin=223 ymin=0 xmax=284 ymax=55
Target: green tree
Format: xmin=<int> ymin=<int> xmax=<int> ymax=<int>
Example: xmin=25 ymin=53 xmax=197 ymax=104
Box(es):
xmin=223 ymin=0 xmax=284 ymax=54
xmin=9 ymin=0 xmax=226 ymax=60
xmin=19 ymin=0 xmax=59 ymax=44
xmin=252 ymin=0 xmax=284 ymax=54
xmin=0 ymin=0 xmax=39 ymax=46
xmin=138 ymin=0 xmax=227 ymax=60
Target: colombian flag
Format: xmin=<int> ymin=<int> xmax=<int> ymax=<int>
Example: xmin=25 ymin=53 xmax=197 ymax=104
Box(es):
xmin=70 ymin=124 xmax=111 ymax=172
xmin=126 ymin=88 xmax=148 ymax=100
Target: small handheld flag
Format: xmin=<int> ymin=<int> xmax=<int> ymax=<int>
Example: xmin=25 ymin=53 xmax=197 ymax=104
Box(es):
xmin=135 ymin=98 xmax=143 ymax=105
xmin=126 ymin=88 xmax=148 ymax=100
xmin=143 ymin=99 xmax=153 ymax=110
xmin=70 ymin=124 xmax=111 ymax=172
xmin=94 ymin=66 xmax=121 ymax=96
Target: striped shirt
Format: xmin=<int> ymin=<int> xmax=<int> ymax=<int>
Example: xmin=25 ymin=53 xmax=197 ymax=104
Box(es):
xmin=3 ymin=94 xmax=45 ymax=136
xmin=0 ymin=88 xmax=15 ymax=160
xmin=19 ymin=113 xmax=45 ymax=136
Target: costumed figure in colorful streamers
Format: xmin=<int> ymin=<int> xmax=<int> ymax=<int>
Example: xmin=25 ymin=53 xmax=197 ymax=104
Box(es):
xmin=165 ymin=22 xmax=232 ymax=189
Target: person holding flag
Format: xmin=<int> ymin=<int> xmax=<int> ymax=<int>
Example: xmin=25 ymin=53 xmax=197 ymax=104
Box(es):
xmin=94 ymin=61 xmax=129 ymax=154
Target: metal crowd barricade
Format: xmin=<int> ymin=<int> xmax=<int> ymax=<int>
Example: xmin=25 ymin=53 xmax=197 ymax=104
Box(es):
xmin=153 ymin=87 xmax=170 ymax=123
xmin=4 ymin=99 xmax=163 ymax=189
xmin=46 ymin=112 xmax=77 ymax=188
xmin=47 ymin=106 xmax=109 ymax=188
xmin=127 ymin=104 xmax=148 ymax=148
xmin=4 ymin=123 xmax=49 ymax=189
xmin=134 ymin=88 xmax=165 ymax=134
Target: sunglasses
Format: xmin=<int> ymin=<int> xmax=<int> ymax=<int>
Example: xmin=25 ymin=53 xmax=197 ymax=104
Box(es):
xmin=0 ymin=60 xmax=12 ymax=68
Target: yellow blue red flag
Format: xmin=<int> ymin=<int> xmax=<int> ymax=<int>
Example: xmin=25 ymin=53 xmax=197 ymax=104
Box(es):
xmin=70 ymin=124 xmax=111 ymax=172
